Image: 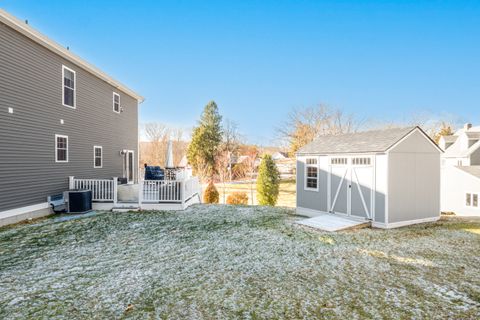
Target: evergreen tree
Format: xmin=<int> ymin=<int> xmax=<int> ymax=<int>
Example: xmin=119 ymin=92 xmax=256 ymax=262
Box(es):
xmin=187 ymin=101 xmax=223 ymax=180
xmin=256 ymin=154 xmax=280 ymax=206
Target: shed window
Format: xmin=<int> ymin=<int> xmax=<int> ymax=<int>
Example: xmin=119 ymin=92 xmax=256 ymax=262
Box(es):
xmin=331 ymin=157 xmax=348 ymax=165
xmin=113 ymin=93 xmax=120 ymax=113
xmin=62 ymin=66 xmax=76 ymax=108
xmin=352 ymin=157 xmax=371 ymax=166
xmin=94 ymin=146 xmax=103 ymax=168
xmin=305 ymin=158 xmax=318 ymax=190
xmin=473 ymin=194 xmax=478 ymax=207
xmin=55 ymin=135 xmax=68 ymax=163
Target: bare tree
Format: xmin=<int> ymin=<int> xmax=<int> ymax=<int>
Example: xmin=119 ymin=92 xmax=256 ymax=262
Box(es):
xmin=278 ymin=105 xmax=357 ymax=154
xmin=141 ymin=123 xmax=189 ymax=168
xmin=243 ymin=149 xmax=258 ymax=205
xmin=215 ymin=150 xmax=231 ymax=203
xmin=222 ymin=119 xmax=242 ymax=181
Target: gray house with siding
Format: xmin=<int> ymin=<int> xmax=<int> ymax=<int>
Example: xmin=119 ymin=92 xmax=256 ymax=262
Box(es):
xmin=296 ymin=127 xmax=442 ymax=228
xmin=0 ymin=9 xmax=144 ymax=225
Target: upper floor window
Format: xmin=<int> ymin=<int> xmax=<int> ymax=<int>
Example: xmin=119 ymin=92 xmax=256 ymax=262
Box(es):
xmin=94 ymin=146 xmax=103 ymax=168
xmin=55 ymin=134 xmax=68 ymax=163
xmin=113 ymin=92 xmax=120 ymax=113
xmin=305 ymin=157 xmax=318 ymax=190
xmin=62 ymin=66 xmax=76 ymax=108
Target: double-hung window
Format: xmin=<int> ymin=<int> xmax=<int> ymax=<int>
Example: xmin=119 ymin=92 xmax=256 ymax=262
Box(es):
xmin=55 ymin=135 xmax=68 ymax=163
xmin=113 ymin=92 xmax=120 ymax=113
xmin=62 ymin=66 xmax=76 ymax=108
xmin=305 ymin=158 xmax=318 ymax=190
xmin=94 ymin=146 xmax=103 ymax=168
xmin=466 ymin=193 xmax=479 ymax=207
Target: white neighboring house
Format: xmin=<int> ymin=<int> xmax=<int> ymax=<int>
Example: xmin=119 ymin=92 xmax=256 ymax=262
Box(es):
xmin=440 ymin=123 xmax=480 ymax=216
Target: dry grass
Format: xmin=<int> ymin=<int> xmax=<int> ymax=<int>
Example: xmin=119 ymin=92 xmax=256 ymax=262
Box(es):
xmin=0 ymin=207 xmax=478 ymax=319
xmin=214 ymin=179 xmax=296 ymax=207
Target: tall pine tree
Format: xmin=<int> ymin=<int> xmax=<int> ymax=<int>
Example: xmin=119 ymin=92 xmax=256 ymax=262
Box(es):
xmin=256 ymin=154 xmax=280 ymax=206
xmin=187 ymin=101 xmax=223 ymax=180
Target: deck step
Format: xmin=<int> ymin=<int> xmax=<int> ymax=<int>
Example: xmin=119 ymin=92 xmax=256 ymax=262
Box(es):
xmin=112 ymin=207 xmax=140 ymax=212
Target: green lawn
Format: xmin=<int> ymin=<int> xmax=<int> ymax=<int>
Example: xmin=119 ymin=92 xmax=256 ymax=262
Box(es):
xmin=0 ymin=206 xmax=479 ymax=319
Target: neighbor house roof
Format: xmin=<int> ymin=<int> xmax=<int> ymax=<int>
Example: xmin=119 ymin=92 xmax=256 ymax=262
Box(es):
xmin=441 ymin=135 xmax=458 ymax=143
xmin=296 ymin=126 xmax=435 ymax=155
xmin=0 ymin=9 xmax=144 ymax=103
xmin=444 ymin=139 xmax=480 ymax=158
xmin=456 ymin=166 xmax=480 ymax=180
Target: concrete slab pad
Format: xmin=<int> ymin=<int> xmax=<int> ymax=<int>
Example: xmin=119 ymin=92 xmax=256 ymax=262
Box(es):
xmin=296 ymin=213 xmax=370 ymax=232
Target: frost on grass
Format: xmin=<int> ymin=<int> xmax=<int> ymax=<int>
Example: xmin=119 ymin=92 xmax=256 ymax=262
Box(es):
xmin=0 ymin=206 xmax=479 ymax=319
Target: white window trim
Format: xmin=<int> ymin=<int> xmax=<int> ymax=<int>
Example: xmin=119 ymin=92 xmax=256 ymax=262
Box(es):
xmin=55 ymin=134 xmax=69 ymax=163
xmin=466 ymin=192 xmax=479 ymax=208
xmin=93 ymin=145 xmax=103 ymax=168
xmin=62 ymin=65 xmax=76 ymax=109
xmin=113 ymin=92 xmax=120 ymax=113
xmin=304 ymin=157 xmax=319 ymax=191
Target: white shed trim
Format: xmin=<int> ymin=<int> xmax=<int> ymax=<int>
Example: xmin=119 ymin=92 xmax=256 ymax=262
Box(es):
xmin=372 ymin=216 xmax=439 ymax=229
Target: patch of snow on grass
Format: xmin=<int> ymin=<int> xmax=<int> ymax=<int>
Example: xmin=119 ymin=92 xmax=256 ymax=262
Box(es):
xmin=0 ymin=205 xmax=479 ymax=319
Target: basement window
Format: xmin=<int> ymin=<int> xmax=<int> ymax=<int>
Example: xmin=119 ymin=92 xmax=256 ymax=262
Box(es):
xmin=55 ymin=134 xmax=68 ymax=163
xmin=305 ymin=158 xmax=318 ymax=190
xmin=62 ymin=66 xmax=76 ymax=108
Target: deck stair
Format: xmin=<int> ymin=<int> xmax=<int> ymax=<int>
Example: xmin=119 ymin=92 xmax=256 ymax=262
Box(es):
xmin=112 ymin=202 xmax=140 ymax=212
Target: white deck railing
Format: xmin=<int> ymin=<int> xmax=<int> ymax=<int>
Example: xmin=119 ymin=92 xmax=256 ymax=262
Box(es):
xmin=141 ymin=180 xmax=182 ymax=203
xmin=69 ymin=177 xmax=117 ymax=202
xmin=183 ymin=177 xmax=200 ymax=201
xmin=69 ymin=176 xmax=200 ymax=205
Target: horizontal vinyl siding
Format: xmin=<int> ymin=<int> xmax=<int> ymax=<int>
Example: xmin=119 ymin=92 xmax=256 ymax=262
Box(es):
xmin=0 ymin=22 xmax=138 ymax=212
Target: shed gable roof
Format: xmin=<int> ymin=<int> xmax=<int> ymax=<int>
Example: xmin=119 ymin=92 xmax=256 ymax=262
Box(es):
xmin=296 ymin=126 xmax=434 ymax=155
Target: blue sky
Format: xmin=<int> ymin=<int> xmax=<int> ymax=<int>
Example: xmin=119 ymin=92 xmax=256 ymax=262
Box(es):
xmin=3 ymin=0 xmax=480 ymax=144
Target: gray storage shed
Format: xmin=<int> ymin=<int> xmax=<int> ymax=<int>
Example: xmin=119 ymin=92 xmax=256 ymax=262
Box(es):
xmin=296 ymin=126 xmax=442 ymax=228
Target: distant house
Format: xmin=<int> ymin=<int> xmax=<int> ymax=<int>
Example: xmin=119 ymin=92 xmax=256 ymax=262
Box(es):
xmin=270 ymin=152 xmax=295 ymax=179
xmin=0 ymin=10 xmax=144 ymax=225
xmin=440 ymin=123 xmax=480 ymax=216
xmin=296 ymin=127 xmax=442 ymax=228
xmin=271 ymin=151 xmax=289 ymax=161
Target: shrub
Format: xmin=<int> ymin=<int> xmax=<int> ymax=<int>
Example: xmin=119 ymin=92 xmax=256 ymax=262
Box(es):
xmin=226 ymin=192 xmax=249 ymax=205
xmin=203 ymin=182 xmax=219 ymax=204
xmin=256 ymin=154 xmax=280 ymax=206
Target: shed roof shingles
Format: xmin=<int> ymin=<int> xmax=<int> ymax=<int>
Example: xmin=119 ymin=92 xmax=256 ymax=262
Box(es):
xmin=297 ymin=127 xmax=416 ymax=154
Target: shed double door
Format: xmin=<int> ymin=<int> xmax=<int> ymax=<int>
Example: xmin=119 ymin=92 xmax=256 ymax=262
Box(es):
xmin=328 ymin=157 xmax=374 ymax=220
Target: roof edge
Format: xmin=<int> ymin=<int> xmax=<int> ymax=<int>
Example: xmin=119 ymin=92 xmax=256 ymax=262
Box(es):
xmin=453 ymin=166 xmax=480 ymax=182
xmin=385 ymin=126 xmax=443 ymax=153
xmin=0 ymin=9 xmax=144 ymax=103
